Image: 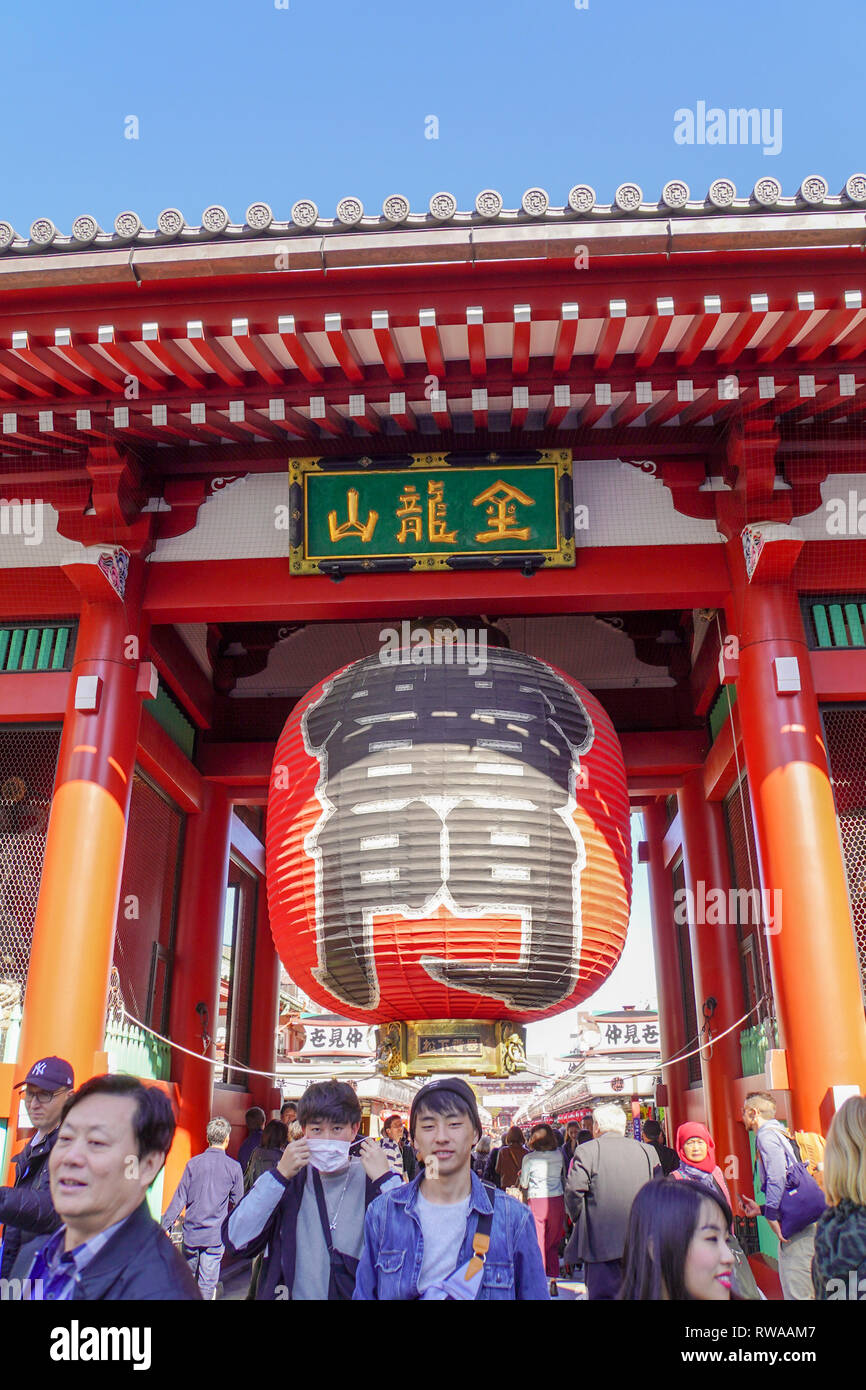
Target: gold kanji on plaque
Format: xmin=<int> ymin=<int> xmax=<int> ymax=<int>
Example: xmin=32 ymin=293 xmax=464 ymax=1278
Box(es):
xmin=396 ymin=483 xmax=423 ymax=543
xmin=427 ymin=479 xmax=457 ymax=543
xmin=328 ymin=488 xmax=378 ymax=543
xmin=472 ymin=480 xmax=535 ymax=543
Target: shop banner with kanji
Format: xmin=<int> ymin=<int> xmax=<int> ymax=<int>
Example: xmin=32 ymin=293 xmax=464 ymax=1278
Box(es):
xmin=288 ymin=451 xmax=574 ymax=574
xmin=298 ymin=1015 xmax=377 ymax=1057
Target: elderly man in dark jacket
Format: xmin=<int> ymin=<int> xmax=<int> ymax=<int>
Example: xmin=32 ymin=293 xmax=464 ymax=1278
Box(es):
xmin=0 ymin=1055 xmax=73 ymax=1279
xmin=564 ymin=1102 xmax=660 ymax=1300
xmin=27 ymin=1074 xmax=200 ymax=1301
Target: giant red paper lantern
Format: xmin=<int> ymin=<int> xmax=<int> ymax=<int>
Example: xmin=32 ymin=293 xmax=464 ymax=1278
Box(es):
xmin=267 ymin=646 xmax=631 ymax=1024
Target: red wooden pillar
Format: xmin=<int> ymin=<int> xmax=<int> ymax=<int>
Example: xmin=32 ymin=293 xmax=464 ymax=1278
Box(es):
xmin=247 ymin=878 xmax=281 ymax=1114
xmin=162 ymin=782 xmax=232 ymax=1198
xmin=643 ymin=801 xmax=689 ymax=1139
xmin=730 ymin=547 xmax=866 ymax=1132
xmin=678 ymin=771 xmax=753 ymax=1197
xmin=15 ymin=567 xmax=148 ymax=1090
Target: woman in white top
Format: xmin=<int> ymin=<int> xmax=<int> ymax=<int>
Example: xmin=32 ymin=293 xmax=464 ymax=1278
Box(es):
xmin=519 ymin=1124 xmax=567 ymax=1292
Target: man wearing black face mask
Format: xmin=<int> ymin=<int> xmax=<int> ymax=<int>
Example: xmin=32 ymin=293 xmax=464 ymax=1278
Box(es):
xmin=223 ymin=1080 xmax=401 ymax=1299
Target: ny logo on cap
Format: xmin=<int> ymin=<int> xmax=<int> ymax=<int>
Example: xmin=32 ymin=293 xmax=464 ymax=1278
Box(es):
xmin=33 ymin=1062 xmax=47 ymax=1076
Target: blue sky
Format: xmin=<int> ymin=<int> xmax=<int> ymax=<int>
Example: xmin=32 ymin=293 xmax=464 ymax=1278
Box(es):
xmin=1 ymin=0 xmax=863 ymax=231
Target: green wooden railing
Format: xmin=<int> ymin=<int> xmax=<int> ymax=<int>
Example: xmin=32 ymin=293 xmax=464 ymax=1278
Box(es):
xmin=104 ymin=1018 xmax=171 ymax=1081
xmin=739 ymin=1020 xmax=776 ymax=1077
xmin=0 ymin=622 xmax=75 ymax=672
xmin=810 ymin=600 xmax=866 ymax=649
xmin=145 ymin=681 xmax=196 ymax=760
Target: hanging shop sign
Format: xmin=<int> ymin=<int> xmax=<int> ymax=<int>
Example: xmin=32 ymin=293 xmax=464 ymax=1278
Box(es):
xmin=594 ymin=1013 xmax=660 ymax=1051
xmin=296 ymin=1014 xmax=377 ymax=1057
xmin=287 ymin=450 xmax=574 ymax=575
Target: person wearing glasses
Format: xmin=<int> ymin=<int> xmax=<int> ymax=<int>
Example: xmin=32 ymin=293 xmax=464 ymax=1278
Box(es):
xmin=0 ymin=1055 xmax=74 ymax=1280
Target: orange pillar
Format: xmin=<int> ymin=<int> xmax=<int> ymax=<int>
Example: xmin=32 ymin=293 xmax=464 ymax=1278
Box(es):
xmin=15 ymin=576 xmax=147 ymax=1089
xmin=732 ymin=562 xmax=866 ymax=1132
xmin=248 ymin=874 xmax=282 ymax=1114
xmin=643 ymin=801 xmax=689 ymax=1139
xmin=162 ymin=782 xmax=231 ymax=1198
xmin=678 ymin=771 xmax=753 ymax=1197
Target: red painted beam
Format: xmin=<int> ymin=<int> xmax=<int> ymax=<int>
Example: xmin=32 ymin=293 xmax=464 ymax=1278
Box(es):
xmin=9 ymin=336 xmax=92 ymax=396
xmin=675 ymin=300 xmax=721 ymax=366
xmin=388 ymin=391 xmax=416 ymax=431
xmin=229 ymin=324 xmax=284 ymax=387
xmin=277 ymin=316 xmax=324 ymax=384
xmin=467 ymin=307 xmax=486 ymax=378
xmin=634 ymin=298 xmax=674 ymax=369
xmin=796 ymin=298 xmax=862 ymax=361
xmin=149 ymin=623 xmax=215 ymax=729
xmin=553 ymin=305 xmax=580 ymax=373
xmin=620 ymin=730 xmax=707 ymax=776
xmin=230 ymin=811 xmax=266 ymax=875
xmin=512 ymin=306 xmax=531 ymax=377
xmin=53 ymin=334 xmax=125 ymax=393
xmin=545 ymin=385 xmax=571 ymax=428
xmin=95 ymin=330 xmax=165 ymax=393
xmin=198 ymin=740 xmax=274 ymax=783
xmin=184 ymin=324 xmax=246 ymax=388
xmin=324 ymin=313 xmax=364 ymax=383
xmin=419 ymin=309 xmax=445 ymax=380
xmin=754 ymin=297 xmax=814 ymax=364
xmin=594 ymin=302 xmax=627 ymax=371
xmin=142 ymin=545 xmax=732 ymax=624
xmin=0 ymin=672 xmax=70 ymax=721
xmin=138 ymin=327 xmax=205 ymax=392
xmin=794 ymin=539 xmax=866 ymax=590
xmin=715 ymin=298 xmax=769 ymax=364
xmin=0 ymin=568 xmax=80 ymax=617
xmin=810 ymin=648 xmax=866 ymax=701
xmin=511 ymin=386 xmax=529 ymax=430
xmin=137 ymin=705 xmax=203 ymax=814
xmin=371 ymin=311 xmax=405 ymax=381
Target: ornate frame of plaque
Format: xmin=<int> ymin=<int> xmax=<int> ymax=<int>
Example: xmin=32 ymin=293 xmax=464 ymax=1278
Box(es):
xmin=288 ymin=449 xmax=574 ymax=576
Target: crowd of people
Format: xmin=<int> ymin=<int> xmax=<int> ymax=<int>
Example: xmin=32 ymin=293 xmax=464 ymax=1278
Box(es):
xmin=1 ymin=1051 xmax=864 ymax=1302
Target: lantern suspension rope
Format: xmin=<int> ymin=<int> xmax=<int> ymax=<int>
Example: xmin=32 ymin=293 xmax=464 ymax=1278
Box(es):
xmin=118 ymin=1006 xmax=381 ymax=1082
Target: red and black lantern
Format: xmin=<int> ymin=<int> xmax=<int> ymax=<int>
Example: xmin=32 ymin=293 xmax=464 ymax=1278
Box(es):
xmin=267 ymin=646 xmax=631 ymax=1025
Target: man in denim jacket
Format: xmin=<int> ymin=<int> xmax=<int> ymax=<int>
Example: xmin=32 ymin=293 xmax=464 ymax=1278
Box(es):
xmin=354 ymin=1077 xmax=549 ymax=1301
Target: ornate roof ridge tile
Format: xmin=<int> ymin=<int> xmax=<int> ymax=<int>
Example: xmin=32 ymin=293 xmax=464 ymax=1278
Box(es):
xmin=0 ymin=175 xmax=863 ymax=254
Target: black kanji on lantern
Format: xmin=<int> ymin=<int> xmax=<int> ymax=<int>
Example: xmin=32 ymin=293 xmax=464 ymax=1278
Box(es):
xmin=301 ymin=647 xmax=595 ymax=1012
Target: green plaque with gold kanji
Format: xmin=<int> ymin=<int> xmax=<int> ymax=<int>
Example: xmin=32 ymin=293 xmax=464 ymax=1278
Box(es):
xmin=288 ymin=450 xmax=574 ymax=575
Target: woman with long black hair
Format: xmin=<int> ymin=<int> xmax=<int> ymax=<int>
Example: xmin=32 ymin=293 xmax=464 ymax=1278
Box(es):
xmin=617 ymin=1179 xmax=736 ymax=1300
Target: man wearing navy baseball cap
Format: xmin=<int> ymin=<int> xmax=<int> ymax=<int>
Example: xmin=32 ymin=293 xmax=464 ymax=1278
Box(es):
xmin=354 ymin=1076 xmax=549 ymax=1301
xmin=0 ymin=1055 xmax=74 ymax=1279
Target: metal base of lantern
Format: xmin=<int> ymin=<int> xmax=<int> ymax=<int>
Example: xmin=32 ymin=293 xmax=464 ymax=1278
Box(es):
xmin=377 ymin=1019 xmax=526 ymax=1079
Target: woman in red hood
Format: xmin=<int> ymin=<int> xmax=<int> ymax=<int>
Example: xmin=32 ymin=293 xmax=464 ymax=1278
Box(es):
xmin=671 ymin=1122 xmax=761 ymax=1300
xmin=671 ymin=1123 xmax=732 ymax=1215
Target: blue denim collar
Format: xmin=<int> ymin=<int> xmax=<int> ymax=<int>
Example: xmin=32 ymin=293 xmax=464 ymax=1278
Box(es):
xmin=398 ymin=1167 xmax=493 ymax=1217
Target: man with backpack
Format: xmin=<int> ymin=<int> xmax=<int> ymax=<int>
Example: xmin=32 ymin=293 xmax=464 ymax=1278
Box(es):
xmin=740 ymin=1091 xmax=825 ymax=1300
xmin=353 ymin=1077 xmax=549 ymax=1300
